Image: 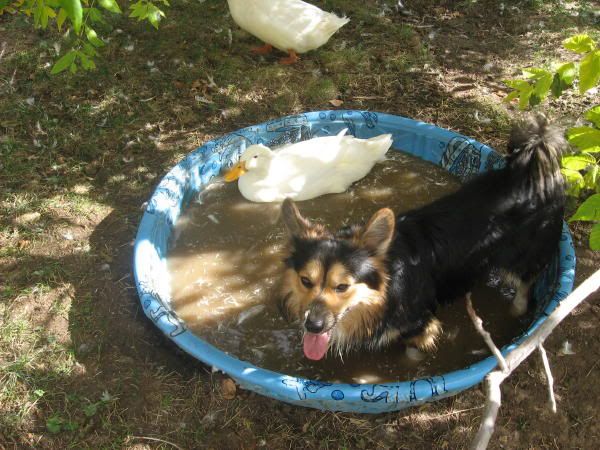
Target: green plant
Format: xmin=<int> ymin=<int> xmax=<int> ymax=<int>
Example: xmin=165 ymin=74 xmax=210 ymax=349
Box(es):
xmin=0 ymin=0 xmax=169 ymax=74
xmin=503 ymin=34 xmax=600 ymax=250
xmin=563 ymin=106 xmax=600 ymax=250
xmin=504 ymin=34 xmax=599 ymax=109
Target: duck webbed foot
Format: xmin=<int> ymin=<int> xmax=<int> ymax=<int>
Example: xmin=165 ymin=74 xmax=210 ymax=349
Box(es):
xmin=251 ymin=43 xmax=273 ymax=55
xmin=279 ymin=50 xmax=299 ymax=65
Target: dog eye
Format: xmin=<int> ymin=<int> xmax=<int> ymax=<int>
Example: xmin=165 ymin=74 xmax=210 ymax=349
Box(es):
xmin=335 ymin=284 xmax=349 ymax=293
xmin=300 ymin=276 xmax=313 ymax=288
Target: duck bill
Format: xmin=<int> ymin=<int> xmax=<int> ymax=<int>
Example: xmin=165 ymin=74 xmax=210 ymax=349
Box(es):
xmin=224 ymin=162 xmax=247 ymax=182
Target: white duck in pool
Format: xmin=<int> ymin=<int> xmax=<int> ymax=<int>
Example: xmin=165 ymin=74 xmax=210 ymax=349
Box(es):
xmin=224 ymin=130 xmax=393 ymax=202
xmin=227 ymin=0 xmax=349 ymax=64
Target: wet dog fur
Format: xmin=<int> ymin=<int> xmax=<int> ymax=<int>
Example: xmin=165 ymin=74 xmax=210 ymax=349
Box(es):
xmin=278 ymin=115 xmax=568 ymax=360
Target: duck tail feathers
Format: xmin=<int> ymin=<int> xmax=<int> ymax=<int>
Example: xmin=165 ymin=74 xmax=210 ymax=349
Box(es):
xmin=365 ymin=133 xmax=393 ymax=159
xmin=318 ymin=14 xmax=350 ymax=40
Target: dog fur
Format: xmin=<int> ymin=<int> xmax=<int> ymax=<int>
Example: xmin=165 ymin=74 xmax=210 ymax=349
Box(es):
xmin=278 ymin=115 xmax=567 ymax=360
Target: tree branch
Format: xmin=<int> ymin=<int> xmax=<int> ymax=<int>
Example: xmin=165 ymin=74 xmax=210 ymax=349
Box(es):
xmin=465 ymin=294 xmax=508 ymax=373
xmin=468 ymin=268 xmax=600 ymax=449
xmin=538 ymin=344 xmax=557 ymax=413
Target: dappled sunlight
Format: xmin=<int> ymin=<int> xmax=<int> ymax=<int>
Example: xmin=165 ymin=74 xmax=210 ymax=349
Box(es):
xmin=1 ymin=0 xmax=599 ymax=447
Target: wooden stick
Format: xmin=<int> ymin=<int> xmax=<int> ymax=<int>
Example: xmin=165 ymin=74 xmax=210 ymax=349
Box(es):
xmin=465 ymin=294 xmax=508 ymax=373
xmin=469 ymin=269 xmax=600 ymax=450
xmin=538 ymin=344 xmax=557 ymax=413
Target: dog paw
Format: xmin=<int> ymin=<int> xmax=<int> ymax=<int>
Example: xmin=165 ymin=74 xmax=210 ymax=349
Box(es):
xmin=510 ymin=298 xmax=528 ymax=317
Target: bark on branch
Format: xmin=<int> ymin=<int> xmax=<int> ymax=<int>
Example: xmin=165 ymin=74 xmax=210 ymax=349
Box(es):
xmin=468 ymin=269 xmax=600 ymax=450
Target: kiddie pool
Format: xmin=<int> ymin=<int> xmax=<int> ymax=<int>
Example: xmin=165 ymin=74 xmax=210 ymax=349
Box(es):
xmin=133 ymin=111 xmax=575 ymax=413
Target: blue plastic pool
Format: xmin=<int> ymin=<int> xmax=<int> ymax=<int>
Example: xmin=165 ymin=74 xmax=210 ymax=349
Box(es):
xmin=133 ymin=111 xmax=575 ymax=413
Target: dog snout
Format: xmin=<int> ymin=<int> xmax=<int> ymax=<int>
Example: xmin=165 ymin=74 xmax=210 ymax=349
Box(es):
xmin=304 ymin=301 xmax=335 ymax=334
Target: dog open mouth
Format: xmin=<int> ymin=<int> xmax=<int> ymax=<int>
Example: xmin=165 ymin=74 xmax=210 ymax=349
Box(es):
xmin=303 ymin=331 xmax=332 ymax=360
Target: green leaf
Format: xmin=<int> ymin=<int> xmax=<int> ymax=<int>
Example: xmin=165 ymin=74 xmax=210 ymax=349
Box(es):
xmin=129 ymin=1 xmax=146 ymax=19
xmin=519 ymin=84 xmax=534 ymax=110
xmin=585 ymin=105 xmax=600 ymax=128
xmin=584 ymin=147 xmax=600 ymax=155
xmin=534 ymin=74 xmax=553 ymax=100
xmin=83 ymin=403 xmax=98 ymax=417
xmin=79 ymin=53 xmax=96 ymax=70
xmin=57 ymin=8 xmax=68 ymax=30
xmin=579 ymin=50 xmax=600 ymax=94
xmin=504 ymin=90 xmax=519 ymax=103
xmin=85 ymin=27 xmax=104 ymax=47
xmin=503 ymin=79 xmax=531 ymax=90
xmin=99 ymin=0 xmax=120 ymax=13
xmin=550 ymin=73 xmax=566 ymax=98
xmin=60 ymin=0 xmax=83 ymax=33
xmin=46 ymin=416 xmax=63 ymax=434
xmin=563 ymin=34 xmax=596 ymax=54
xmin=82 ymin=42 xmax=97 ymax=56
xmin=522 ymin=68 xmax=551 ymax=81
xmin=63 ymin=421 xmax=79 ymax=431
xmin=86 ymin=7 xmax=107 ymax=24
xmin=51 ymin=50 xmax=77 ymax=74
xmin=557 ymin=62 xmax=577 ymax=85
xmin=562 ymin=154 xmax=597 ymax=171
xmin=146 ymin=3 xmax=164 ymax=29
xmin=33 ymin=389 xmax=45 ymax=398
xmin=562 ymin=168 xmax=585 ymax=197
xmin=568 ymin=126 xmax=600 ymax=151
xmin=584 ymin=165 xmax=599 ymax=190
xmin=569 ymin=193 xmax=600 ymax=222
xmin=41 ymin=5 xmax=56 ymax=28
xmin=590 ymin=223 xmax=600 ymax=250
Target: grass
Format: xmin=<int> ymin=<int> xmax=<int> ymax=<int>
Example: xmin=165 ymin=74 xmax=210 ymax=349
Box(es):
xmin=0 ymin=0 xmax=599 ymax=448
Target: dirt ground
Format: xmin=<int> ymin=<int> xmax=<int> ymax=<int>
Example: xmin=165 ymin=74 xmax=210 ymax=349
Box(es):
xmin=1 ymin=0 xmax=599 ymax=448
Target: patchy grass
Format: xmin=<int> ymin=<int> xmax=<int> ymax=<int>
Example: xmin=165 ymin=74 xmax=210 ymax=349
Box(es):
xmin=1 ymin=0 xmax=599 ymax=448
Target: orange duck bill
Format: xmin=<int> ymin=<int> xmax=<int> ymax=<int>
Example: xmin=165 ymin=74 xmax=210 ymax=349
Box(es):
xmin=224 ymin=161 xmax=247 ymax=182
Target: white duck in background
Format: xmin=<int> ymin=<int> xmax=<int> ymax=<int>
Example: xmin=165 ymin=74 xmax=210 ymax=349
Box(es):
xmin=223 ymin=130 xmax=393 ymax=202
xmin=227 ymin=0 xmax=349 ymax=64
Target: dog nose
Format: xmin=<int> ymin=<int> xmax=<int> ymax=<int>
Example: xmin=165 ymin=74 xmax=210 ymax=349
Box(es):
xmin=305 ymin=316 xmax=325 ymax=334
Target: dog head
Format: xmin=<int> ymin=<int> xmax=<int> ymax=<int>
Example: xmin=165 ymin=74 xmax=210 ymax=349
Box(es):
xmin=278 ymin=198 xmax=395 ymax=360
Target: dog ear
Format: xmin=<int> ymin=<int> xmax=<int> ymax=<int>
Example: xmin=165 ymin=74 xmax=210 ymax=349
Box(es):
xmin=360 ymin=208 xmax=395 ymax=256
xmin=281 ymin=198 xmax=312 ymax=236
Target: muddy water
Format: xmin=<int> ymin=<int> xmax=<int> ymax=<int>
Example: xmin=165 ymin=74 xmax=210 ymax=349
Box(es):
xmin=168 ymin=151 xmax=532 ymax=383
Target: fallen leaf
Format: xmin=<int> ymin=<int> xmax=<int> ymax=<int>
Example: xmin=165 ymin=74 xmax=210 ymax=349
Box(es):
xmin=329 ymin=99 xmax=344 ymax=107
xmin=221 ymin=378 xmax=237 ymax=400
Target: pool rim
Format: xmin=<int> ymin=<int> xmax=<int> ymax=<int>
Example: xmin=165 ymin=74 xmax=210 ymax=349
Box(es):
xmin=133 ymin=110 xmax=576 ymax=413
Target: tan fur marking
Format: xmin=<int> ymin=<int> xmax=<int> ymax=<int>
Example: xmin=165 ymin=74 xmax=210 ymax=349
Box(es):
xmin=327 ymin=263 xmax=353 ymax=287
xmin=332 ymin=285 xmax=387 ymax=352
xmin=300 ymin=260 xmax=323 ymax=287
xmin=406 ymin=318 xmax=443 ymax=352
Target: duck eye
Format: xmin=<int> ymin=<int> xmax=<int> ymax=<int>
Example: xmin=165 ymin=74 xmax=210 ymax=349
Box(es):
xmin=300 ymin=276 xmax=313 ymax=289
xmin=335 ymin=284 xmax=349 ymax=293
xmin=253 ymin=155 xmax=258 ymax=159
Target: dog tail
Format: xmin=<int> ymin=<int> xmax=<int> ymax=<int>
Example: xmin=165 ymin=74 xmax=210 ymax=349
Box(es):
xmin=507 ymin=114 xmax=568 ymax=200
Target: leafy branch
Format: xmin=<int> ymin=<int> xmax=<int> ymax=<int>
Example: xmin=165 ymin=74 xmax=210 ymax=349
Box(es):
xmin=503 ymin=34 xmax=600 ymax=250
xmin=504 ymin=34 xmax=599 ymax=109
xmin=0 ymin=0 xmax=169 ymax=74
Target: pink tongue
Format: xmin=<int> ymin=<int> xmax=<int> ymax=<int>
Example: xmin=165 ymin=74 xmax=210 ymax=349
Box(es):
xmin=303 ymin=332 xmax=330 ymax=360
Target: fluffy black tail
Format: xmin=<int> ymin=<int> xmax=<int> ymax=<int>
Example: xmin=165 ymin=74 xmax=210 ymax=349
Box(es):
xmin=506 ymin=114 xmax=568 ymax=201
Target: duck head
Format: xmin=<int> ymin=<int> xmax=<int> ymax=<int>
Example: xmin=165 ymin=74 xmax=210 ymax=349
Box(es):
xmin=224 ymin=144 xmax=273 ymax=182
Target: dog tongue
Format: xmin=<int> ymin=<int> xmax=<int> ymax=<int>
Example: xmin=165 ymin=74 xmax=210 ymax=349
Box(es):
xmin=303 ymin=332 xmax=330 ymax=360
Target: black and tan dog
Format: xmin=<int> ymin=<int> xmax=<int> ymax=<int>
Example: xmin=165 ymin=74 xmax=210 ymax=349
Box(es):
xmin=278 ymin=115 xmax=567 ymax=360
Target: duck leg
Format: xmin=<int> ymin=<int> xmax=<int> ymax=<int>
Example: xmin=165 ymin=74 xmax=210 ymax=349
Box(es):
xmin=279 ymin=50 xmax=299 ymax=65
xmin=251 ymin=43 xmax=273 ymax=55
